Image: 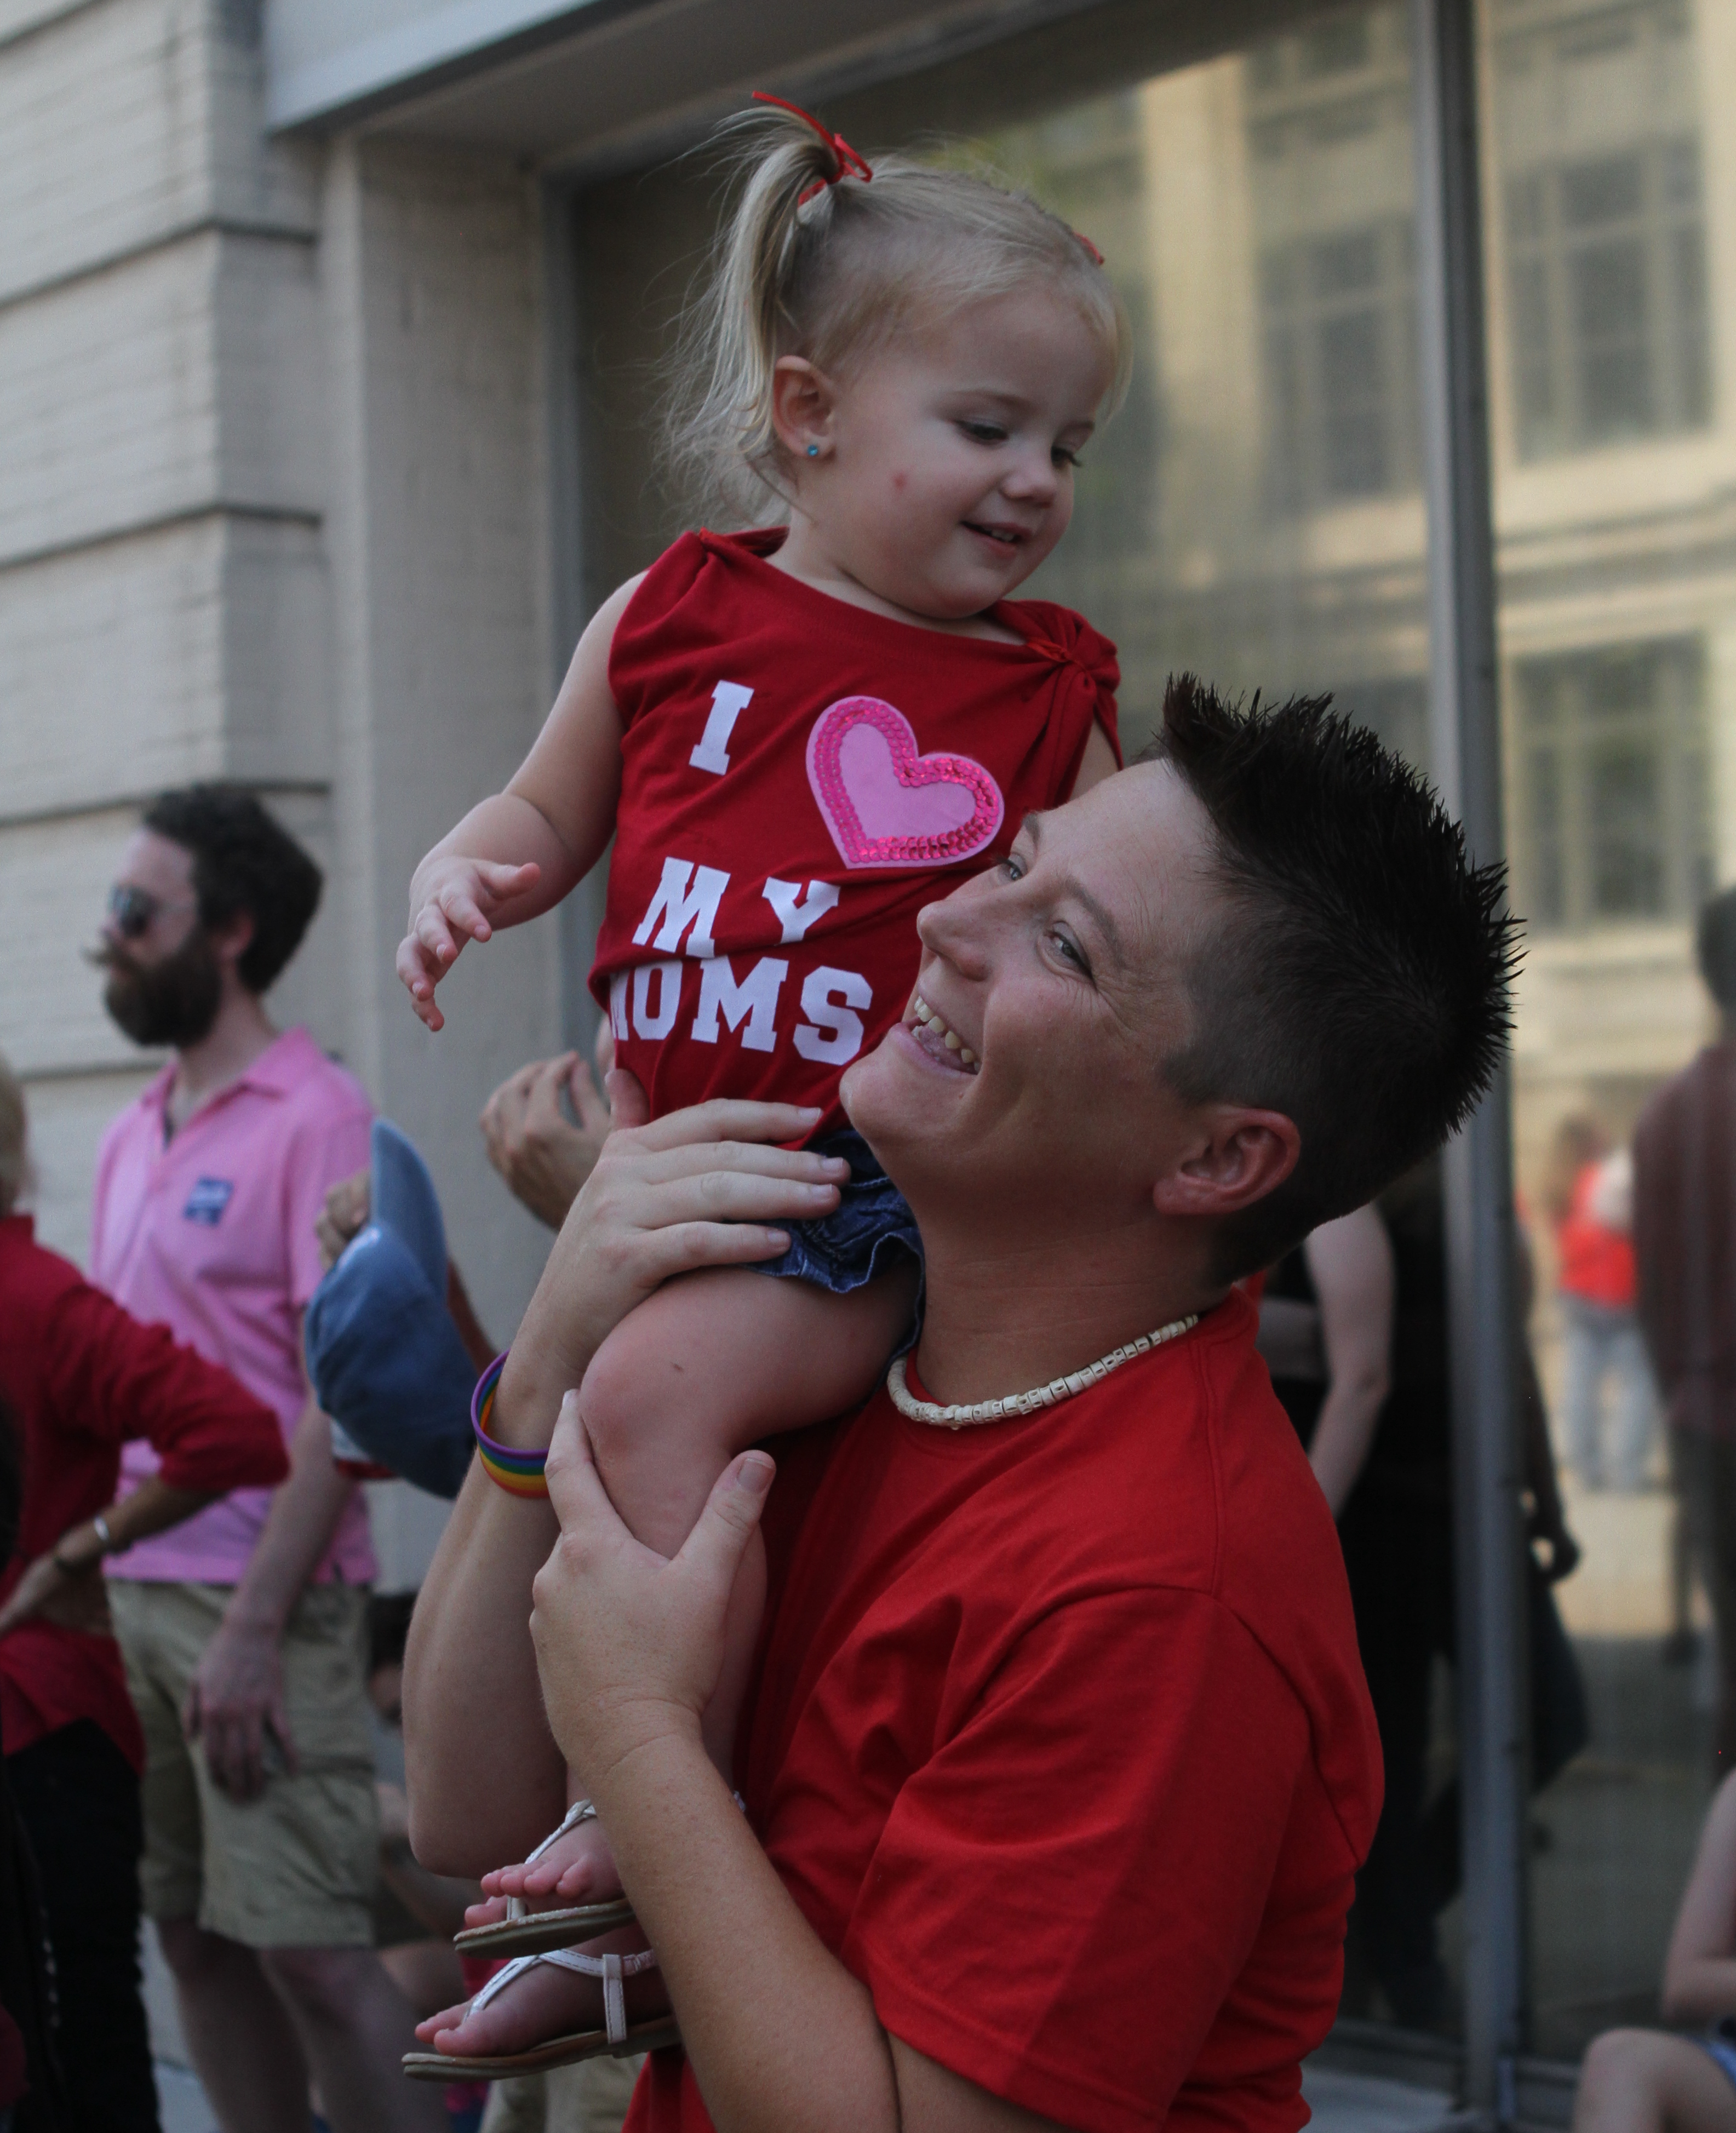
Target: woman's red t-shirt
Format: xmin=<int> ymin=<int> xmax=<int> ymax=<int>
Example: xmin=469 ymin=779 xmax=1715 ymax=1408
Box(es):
xmin=591 ymin=530 xmax=1119 ymax=1133
xmin=627 ymin=1290 xmax=1383 ymax=2133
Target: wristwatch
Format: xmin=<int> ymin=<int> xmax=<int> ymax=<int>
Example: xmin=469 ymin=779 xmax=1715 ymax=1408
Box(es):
xmin=52 ymin=1511 xmax=114 ymax=1578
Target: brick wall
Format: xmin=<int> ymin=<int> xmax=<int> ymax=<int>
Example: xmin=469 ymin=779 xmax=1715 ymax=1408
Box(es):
xmin=2 ymin=1 xmax=562 ymax=1578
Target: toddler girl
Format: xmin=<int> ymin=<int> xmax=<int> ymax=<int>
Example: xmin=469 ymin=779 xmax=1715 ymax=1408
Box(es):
xmin=403 ymin=95 xmax=1127 ymax=2073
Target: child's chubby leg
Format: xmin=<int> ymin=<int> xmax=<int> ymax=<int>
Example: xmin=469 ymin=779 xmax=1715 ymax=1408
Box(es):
xmin=423 ymin=1260 xmax=917 ymax=2060
xmin=484 ymin=1259 xmax=919 ymax=1910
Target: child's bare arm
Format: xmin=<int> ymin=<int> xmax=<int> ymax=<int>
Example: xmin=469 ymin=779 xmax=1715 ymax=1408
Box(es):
xmin=398 ymin=575 xmax=643 ymax=1030
xmin=1066 ymin=720 xmax=1119 ymax=798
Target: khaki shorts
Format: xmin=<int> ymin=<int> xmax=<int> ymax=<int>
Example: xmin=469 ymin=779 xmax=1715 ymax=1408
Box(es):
xmin=480 ymin=2056 xmax=645 ymax=2133
xmin=109 ymin=1579 xmax=379 ymax=1948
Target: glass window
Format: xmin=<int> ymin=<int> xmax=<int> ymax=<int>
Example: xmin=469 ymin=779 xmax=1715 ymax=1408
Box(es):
xmin=969 ymin=2 xmax=1428 ymax=759
xmin=1262 ymin=219 xmax=1417 ymax=504
xmin=562 ymin=0 xmax=1736 ymax=2079
xmin=1490 ymin=0 xmax=1731 ymax=2071
xmin=569 ymin=0 xmax=1433 ymax=763
xmin=1514 ymin=638 xmax=1712 ymax=931
xmin=569 ymin=4 xmax=1456 ymax=2057
xmin=1495 ymin=0 xmax=1711 ymax=457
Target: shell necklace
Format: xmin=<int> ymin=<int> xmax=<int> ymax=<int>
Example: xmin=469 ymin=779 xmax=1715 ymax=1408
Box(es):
xmin=886 ymin=1314 xmax=1200 ymax=1431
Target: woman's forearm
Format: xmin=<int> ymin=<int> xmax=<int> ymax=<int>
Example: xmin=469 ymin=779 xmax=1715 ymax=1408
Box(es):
xmin=403 ymin=1467 xmax=567 ymax=1875
xmin=594 ymin=1730 xmax=901 ymax=2133
xmin=403 ymin=1237 xmax=610 ymax=1870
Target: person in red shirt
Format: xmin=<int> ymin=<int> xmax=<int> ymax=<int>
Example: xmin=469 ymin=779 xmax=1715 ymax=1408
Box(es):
xmin=1546 ymin=1116 xmax=1655 ymax=1493
xmin=0 ymin=1055 xmax=289 ymax=2133
xmin=405 ymin=676 xmax=1513 ymax=2128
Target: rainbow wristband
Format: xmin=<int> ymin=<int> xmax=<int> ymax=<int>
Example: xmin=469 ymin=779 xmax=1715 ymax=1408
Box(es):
xmin=471 ymin=1353 xmax=551 ymax=1499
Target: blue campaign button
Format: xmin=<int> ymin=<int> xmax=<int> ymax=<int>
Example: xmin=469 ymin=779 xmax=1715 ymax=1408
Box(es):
xmin=182 ymin=1177 xmax=235 ymax=1226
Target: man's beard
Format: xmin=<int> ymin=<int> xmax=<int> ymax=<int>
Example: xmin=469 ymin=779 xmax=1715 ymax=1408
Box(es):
xmin=97 ymin=930 xmax=225 ymax=1048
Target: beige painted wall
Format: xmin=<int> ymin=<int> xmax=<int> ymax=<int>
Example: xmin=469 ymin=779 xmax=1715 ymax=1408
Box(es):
xmin=1 ymin=1 xmax=564 ymax=1585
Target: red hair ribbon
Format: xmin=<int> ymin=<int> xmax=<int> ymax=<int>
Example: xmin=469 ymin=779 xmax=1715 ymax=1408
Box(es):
xmin=1072 ymin=230 xmax=1105 ymax=266
xmin=752 ymin=90 xmax=874 ymax=206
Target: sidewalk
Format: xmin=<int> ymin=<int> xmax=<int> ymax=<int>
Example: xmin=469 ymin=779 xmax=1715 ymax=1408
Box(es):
xmin=144 ymin=1926 xmax=216 ymax=2133
xmin=148 ymin=1920 xmax=1480 ymax=2133
xmin=148 ymin=2045 xmax=1467 ymax=2133
xmin=154 ymin=2060 xmax=216 ymax=2133
xmin=1302 ymin=2064 xmax=1468 ymax=2133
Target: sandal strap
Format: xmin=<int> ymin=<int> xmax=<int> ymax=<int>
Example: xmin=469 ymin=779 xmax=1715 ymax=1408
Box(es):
xmin=506 ymin=1801 xmax=601 ymax=1923
xmin=469 ymin=1946 xmax=660 ymax=2049
xmin=549 ymin=1947 xmax=660 ymax=2045
xmin=524 ymin=1799 xmax=598 ymax=1867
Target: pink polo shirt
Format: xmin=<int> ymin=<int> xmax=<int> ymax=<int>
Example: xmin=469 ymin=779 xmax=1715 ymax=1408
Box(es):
xmin=91 ymin=1026 xmax=377 ymax=1586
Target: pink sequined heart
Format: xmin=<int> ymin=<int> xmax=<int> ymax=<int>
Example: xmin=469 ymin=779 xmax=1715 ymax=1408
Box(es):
xmin=806 ymin=697 xmax=1004 ymax=870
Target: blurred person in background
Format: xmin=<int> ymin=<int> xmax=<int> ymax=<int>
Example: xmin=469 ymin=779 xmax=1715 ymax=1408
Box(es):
xmin=0 ymin=1396 xmax=68 ymax=2133
xmin=306 ymin=1024 xmax=615 ymax=1498
xmin=0 ymin=1052 xmax=292 ymax=2132
xmin=1635 ymin=885 xmax=1736 ymax=1773
xmin=1549 ymin=1116 xmax=1656 ymax=1494
xmin=310 ymin=1049 xmax=635 ymax=2133
xmin=87 ymin=787 xmax=444 ymax=2133
xmin=306 ymin=1119 xmax=491 ymax=1501
xmin=363 ymin=1595 xmax=491 ymax=2133
xmin=1573 ymin=1768 xmax=1736 ymax=2131
xmin=477 ymin=1027 xmax=613 ymax=1234
xmin=1259 ymin=1159 xmax=1584 ymax=2031
xmin=1257 ymin=1203 xmax=1395 ymax=1519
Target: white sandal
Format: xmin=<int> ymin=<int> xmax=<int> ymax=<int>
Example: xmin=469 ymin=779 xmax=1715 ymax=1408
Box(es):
xmin=452 ymin=1801 xmax=636 ymax=1959
xmin=402 ymin=1946 xmax=678 ymax=2080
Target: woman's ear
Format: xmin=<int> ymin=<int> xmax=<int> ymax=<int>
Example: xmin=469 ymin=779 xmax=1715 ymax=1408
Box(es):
xmin=1150 ymin=1108 xmax=1300 ymax=1221
xmin=770 ymin=356 xmax=837 ymax=461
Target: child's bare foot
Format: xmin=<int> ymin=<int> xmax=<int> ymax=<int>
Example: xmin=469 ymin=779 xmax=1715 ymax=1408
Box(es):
xmin=470 ymin=1803 xmax=622 ymax=1923
xmin=415 ymin=1924 xmax=667 ymax=2061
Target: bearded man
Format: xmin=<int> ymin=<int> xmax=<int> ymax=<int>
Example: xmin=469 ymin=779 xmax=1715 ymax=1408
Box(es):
xmin=406 ymin=685 xmax=1512 ymax=2132
xmin=90 ymin=786 xmax=446 ymax=2133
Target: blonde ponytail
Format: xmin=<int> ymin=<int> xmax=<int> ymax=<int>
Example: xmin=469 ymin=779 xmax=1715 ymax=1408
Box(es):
xmin=666 ymin=100 xmax=1130 ymax=520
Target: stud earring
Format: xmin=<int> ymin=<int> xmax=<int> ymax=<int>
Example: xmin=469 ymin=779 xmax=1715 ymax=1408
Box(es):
xmin=806 ymin=443 xmax=821 ymax=457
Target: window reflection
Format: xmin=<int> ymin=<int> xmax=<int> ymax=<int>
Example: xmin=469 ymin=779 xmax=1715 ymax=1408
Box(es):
xmin=969 ymin=0 xmax=1728 ymax=2066
xmin=1264 ymin=221 xmax=1418 ymax=504
xmin=572 ymin=0 xmax=1736 ymax=2070
xmin=1497 ymin=0 xmax=1710 ymax=458
xmin=1516 ymin=640 xmax=1712 ymax=930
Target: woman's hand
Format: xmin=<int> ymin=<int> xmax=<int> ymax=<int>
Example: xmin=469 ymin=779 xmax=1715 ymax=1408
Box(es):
xmin=495 ymin=1075 xmax=848 ymax=1430
xmin=531 ymin=1394 xmax=775 ymax=1785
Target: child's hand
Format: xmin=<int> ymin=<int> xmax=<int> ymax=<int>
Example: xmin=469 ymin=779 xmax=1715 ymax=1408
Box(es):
xmin=397 ymin=857 xmax=540 ymax=1030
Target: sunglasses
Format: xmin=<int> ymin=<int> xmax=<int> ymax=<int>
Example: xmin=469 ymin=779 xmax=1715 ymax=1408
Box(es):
xmin=106 ymin=885 xmax=196 ymax=941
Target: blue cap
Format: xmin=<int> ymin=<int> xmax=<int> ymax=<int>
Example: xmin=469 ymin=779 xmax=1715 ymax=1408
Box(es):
xmin=370 ymin=1119 xmax=446 ymax=1293
xmin=303 ymin=1122 xmax=477 ymax=1500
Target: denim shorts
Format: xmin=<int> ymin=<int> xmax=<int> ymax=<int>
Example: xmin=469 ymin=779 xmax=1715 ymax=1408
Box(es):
xmin=750 ymin=1128 xmax=924 ymax=1350
xmin=1703 ymin=2026 xmax=1736 ymax=2096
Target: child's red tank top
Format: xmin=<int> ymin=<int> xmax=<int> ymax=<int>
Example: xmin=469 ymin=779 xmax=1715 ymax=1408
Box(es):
xmin=590 ymin=528 xmax=1120 ymax=1133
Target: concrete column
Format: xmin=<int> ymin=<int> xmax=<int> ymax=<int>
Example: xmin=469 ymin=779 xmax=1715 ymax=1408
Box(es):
xmin=319 ymin=135 xmax=563 ymax=1348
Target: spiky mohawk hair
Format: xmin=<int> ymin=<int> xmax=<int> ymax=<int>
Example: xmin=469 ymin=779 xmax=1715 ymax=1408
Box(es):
xmin=1147 ymin=674 xmax=1517 ymax=1278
